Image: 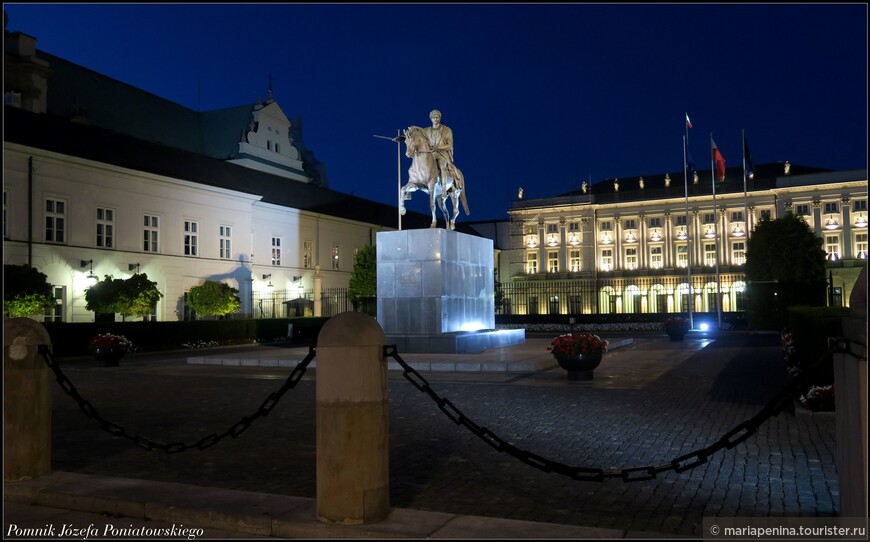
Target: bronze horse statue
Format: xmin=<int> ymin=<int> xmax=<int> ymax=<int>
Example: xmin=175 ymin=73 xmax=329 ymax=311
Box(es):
xmin=399 ymin=126 xmax=469 ymax=229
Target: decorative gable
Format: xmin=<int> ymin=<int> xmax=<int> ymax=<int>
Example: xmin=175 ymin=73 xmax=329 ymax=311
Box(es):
xmin=231 ymin=93 xmax=308 ymax=182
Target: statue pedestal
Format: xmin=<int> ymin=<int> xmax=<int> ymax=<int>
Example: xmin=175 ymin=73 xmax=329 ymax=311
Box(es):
xmin=376 ymin=229 xmax=523 ymax=354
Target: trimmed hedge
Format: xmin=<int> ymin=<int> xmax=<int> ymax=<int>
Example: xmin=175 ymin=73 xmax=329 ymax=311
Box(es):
xmin=42 ymin=317 xmax=329 ymax=357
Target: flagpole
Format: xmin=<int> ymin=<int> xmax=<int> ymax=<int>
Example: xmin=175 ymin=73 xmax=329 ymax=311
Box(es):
xmin=710 ymin=133 xmax=723 ymax=330
xmin=683 ymin=135 xmax=694 ymax=329
xmin=741 ymin=129 xmax=749 ymax=241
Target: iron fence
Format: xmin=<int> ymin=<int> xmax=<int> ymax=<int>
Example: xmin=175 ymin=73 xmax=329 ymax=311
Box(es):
xmin=252 ymin=288 xmax=350 ymax=319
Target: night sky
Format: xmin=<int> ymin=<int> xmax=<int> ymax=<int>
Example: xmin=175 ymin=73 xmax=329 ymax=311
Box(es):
xmin=5 ymin=3 xmax=867 ymax=221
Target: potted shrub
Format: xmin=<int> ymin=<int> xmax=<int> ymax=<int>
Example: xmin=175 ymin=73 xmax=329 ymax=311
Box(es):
xmin=88 ymin=333 xmax=134 ymax=366
xmin=664 ymin=317 xmax=691 ymax=341
xmin=547 ymin=333 xmax=608 ymax=380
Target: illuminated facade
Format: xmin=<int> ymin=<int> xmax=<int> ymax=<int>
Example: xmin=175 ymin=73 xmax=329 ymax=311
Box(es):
xmin=503 ymin=166 xmax=867 ymax=317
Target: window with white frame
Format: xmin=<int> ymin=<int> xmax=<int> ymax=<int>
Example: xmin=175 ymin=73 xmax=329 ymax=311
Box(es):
xmin=600 ymin=249 xmax=613 ymax=271
xmin=650 ymin=246 xmax=663 ymax=269
xmin=600 ymin=220 xmax=613 ymax=231
xmin=568 ymin=221 xmax=580 ymax=232
xmin=704 ymin=243 xmax=717 ymax=266
xmin=825 ymin=235 xmax=839 ymax=260
xmin=856 ymin=233 xmax=868 ymax=258
xmin=546 ymin=223 xmax=558 ymax=234
xmin=702 ymin=213 xmax=715 ymax=224
xmin=853 ymin=200 xmax=867 ymax=212
xmin=183 ymin=220 xmax=199 ymax=256
xmin=547 ymin=251 xmax=559 ymax=273
xmin=219 ymin=225 xmax=232 ymax=259
xmin=45 ymin=198 xmax=66 ymax=243
xmin=623 ymin=219 xmax=637 ymax=230
xmin=625 ymin=247 xmax=638 ymax=270
xmin=96 ymin=207 xmax=114 ymax=248
xmin=272 ymin=237 xmax=282 ymax=266
xmin=143 ymin=215 xmax=159 ymax=252
xmin=569 ymin=249 xmax=581 ymax=272
xmin=526 ymin=252 xmax=538 ymax=274
xmin=648 ymin=217 xmax=662 ymax=228
xmin=676 ymin=245 xmax=688 ymax=268
xmin=732 ymin=242 xmax=746 ymax=265
xmin=730 ymin=211 xmax=744 ymax=222
xmin=303 ymin=240 xmax=313 ymax=268
xmin=43 ymin=285 xmax=64 ymax=323
xmin=332 ymin=245 xmax=340 ymax=270
xmin=675 ymin=215 xmax=688 ymax=226
xmin=796 ymin=204 xmax=810 ymax=216
xmin=824 ymin=202 xmax=839 ymax=214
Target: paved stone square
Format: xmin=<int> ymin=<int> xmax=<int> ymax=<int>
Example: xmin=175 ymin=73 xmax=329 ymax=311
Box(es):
xmin=45 ymin=332 xmax=838 ymax=537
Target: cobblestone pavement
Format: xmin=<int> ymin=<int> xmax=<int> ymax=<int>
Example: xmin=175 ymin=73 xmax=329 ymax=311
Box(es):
xmin=45 ymin=332 xmax=838 ymax=537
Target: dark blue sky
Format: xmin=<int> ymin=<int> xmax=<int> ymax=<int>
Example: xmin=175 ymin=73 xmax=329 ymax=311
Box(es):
xmin=5 ymin=3 xmax=867 ymax=221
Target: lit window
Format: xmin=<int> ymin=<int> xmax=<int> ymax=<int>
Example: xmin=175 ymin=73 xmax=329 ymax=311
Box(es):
xmin=600 ymin=249 xmax=613 ymax=271
xmin=732 ymin=242 xmax=745 ymax=266
xmin=676 ymin=245 xmax=688 ymax=268
xmin=332 ymin=245 xmax=340 ymax=270
xmin=650 ymin=246 xmax=663 ymax=269
xmin=96 ymin=207 xmax=114 ymax=248
xmin=569 ymin=249 xmax=581 ymax=272
xmin=184 ymin=220 xmax=199 ymax=256
xmin=526 ymin=252 xmax=538 ymax=274
xmin=219 ymin=225 xmax=232 ymax=259
xmin=272 ymin=237 xmax=282 ymax=266
xmin=548 ymin=251 xmax=559 ymax=273
xmin=704 ymin=243 xmax=717 ymax=266
xmin=143 ymin=215 xmax=159 ymax=252
xmin=303 ymin=240 xmax=313 ymax=268
xmin=856 ymin=233 xmax=868 ymax=258
xmin=625 ymin=247 xmax=638 ymax=270
xmin=45 ymin=198 xmax=66 ymax=244
xmin=825 ymin=235 xmax=839 ymax=261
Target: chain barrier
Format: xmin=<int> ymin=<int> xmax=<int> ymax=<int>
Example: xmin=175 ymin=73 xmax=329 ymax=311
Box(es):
xmin=385 ymin=341 xmax=839 ymax=483
xmin=38 ymin=344 xmax=315 ymax=454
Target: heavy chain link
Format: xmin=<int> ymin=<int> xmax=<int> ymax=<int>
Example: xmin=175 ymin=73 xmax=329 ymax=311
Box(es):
xmin=386 ymin=342 xmax=836 ymax=483
xmin=39 ymin=345 xmax=315 ymax=454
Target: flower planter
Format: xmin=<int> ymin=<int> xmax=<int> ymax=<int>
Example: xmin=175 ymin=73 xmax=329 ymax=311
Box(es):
xmin=553 ymin=352 xmax=603 ymax=381
xmin=93 ymin=348 xmax=125 ymax=367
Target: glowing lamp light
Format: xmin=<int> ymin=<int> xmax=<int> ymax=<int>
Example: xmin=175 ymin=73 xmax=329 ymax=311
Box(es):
xmin=569 ymin=234 xmax=580 ymax=246
xmin=824 ymin=217 xmax=840 ymax=230
xmin=855 ymin=216 xmax=867 ymax=228
xmin=527 ymin=237 xmax=538 ymax=248
xmin=731 ymin=225 xmax=745 ymax=237
xmin=547 ymin=235 xmax=558 ymax=246
xmin=650 ymin=231 xmax=661 ymax=242
xmin=698 ymin=322 xmax=710 ymax=331
xmin=262 ymin=273 xmax=273 ymax=288
xmin=704 ymin=227 xmax=716 ymax=239
xmin=625 ymin=232 xmax=637 ymax=243
xmin=677 ymin=229 xmax=688 ymax=241
xmin=601 ymin=233 xmax=612 ymax=245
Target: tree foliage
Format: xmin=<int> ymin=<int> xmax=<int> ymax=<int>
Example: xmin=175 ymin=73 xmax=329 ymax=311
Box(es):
xmin=744 ymin=212 xmax=827 ymax=328
xmin=186 ymin=280 xmax=241 ymax=317
xmin=85 ymin=273 xmax=163 ymax=319
xmin=348 ymin=245 xmax=377 ymax=315
xmin=3 ymin=264 xmax=56 ymax=317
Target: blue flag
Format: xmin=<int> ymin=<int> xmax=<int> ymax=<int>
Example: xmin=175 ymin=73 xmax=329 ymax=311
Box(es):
xmin=743 ymin=136 xmax=754 ymax=180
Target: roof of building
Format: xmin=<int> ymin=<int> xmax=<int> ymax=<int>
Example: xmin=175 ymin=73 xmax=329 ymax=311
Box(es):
xmin=4 ymin=105 xmax=436 ymax=229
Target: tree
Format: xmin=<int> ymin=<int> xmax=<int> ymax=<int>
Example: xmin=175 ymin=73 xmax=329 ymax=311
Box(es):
xmin=744 ymin=212 xmax=827 ymax=329
xmin=85 ymin=273 xmax=163 ymax=320
xmin=186 ymin=280 xmax=241 ymax=317
xmin=348 ymin=245 xmax=376 ymax=316
xmin=3 ymin=264 xmax=56 ymax=318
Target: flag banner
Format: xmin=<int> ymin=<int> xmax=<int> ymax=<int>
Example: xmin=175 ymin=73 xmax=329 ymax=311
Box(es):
xmin=685 ymin=113 xmax=693 ymax=129
xmin=743 ymin=136 xmax=754 ymax=179
xmin=711 ymin=137 xmax=726 ymax=182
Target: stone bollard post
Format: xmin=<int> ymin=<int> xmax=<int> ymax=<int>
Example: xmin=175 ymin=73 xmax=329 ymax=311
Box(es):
xmin=834 ymin=266 xmax=868 ymax=518
xmin=315 ymin=311 xmax=389 ymax=525
xmin=4 ymin=317 xmax=52 ymax=482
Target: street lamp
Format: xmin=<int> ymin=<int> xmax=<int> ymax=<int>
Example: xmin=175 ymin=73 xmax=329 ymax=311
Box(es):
xmin=373 ymin=130 xmax=405 ymax=230
xmin=262 ymin=273 xmax=273 ymax=288
xmin=80 ymin=259 xmax=97 ymax=281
